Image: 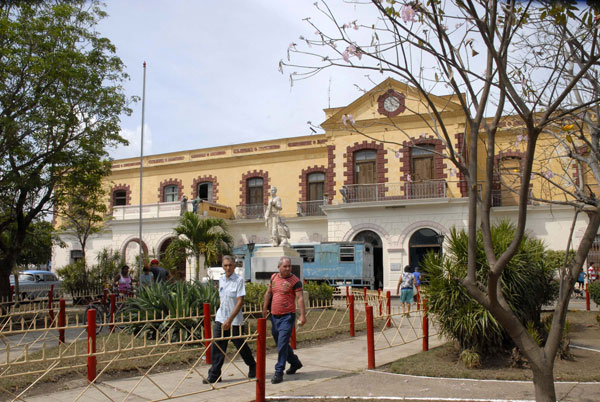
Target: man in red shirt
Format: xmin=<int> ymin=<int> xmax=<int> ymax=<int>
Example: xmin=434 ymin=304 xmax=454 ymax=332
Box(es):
xmin=262 ymin=256 xmax=306 ymax=384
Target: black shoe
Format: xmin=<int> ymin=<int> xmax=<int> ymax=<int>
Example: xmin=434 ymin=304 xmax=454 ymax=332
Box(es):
xmin=248 ymin=364 xmax=256 ymax=379
xmin=285 ymin=361 xmax=303 ymax=375
xmin=202 ymin=377 xmax=221 ymax=384
xmin=271 ymin=373 xmax=283 ymax=384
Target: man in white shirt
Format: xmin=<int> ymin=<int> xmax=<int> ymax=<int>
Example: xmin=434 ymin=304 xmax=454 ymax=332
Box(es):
xmin=204 ymin=256 xmax=256 ymax=384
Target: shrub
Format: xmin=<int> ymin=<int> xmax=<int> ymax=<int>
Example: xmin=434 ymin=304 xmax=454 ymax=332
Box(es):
xmin=304 ymin=281 xmax=334 ymax=304
xmin=459 ymin=349 xmax=481 ymax=369
xmin=589 ymin=281 xmax=600 ymax=307
xmin=122 ymin=280 xmax=219 ymax=339
xmin=422 ymin=221 xmax=558 ymax=356
xmin=245 ymin=282 xmax=268 ymax=307
xmin=56 ymin=261 xmax=90 ymax=294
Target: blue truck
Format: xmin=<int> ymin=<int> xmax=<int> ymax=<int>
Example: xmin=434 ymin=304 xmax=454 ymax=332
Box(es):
xmin=232 ymin=242 xmax=375 ymax=288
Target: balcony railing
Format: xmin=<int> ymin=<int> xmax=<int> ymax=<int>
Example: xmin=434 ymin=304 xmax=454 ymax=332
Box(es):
xmin=297 ymin=199 xmax=326 ymax=216
xmin=340 ymin=180 xmax=447 ymax=203
xmin=491 ymin=188 xmax=533 ymax=207
xmin=236 ymin=204 xmax=266 ymax=219
xmin=111 ymin=201 xmax=183 ymax=220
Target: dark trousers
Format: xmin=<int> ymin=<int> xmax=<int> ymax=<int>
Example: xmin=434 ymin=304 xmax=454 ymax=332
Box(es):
xmin=270 ymin=313 xmax=301 ymax=374
xmin=207 ymin=321 xmax=256 ymax=379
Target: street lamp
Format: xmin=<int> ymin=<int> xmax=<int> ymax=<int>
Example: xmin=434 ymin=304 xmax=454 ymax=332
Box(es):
xmin=436 ymin=232 xmax=445 ymax=246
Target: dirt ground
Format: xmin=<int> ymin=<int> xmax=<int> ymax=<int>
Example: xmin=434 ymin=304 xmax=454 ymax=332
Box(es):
xmin=386 ymin=310 xmax=600 ymax=381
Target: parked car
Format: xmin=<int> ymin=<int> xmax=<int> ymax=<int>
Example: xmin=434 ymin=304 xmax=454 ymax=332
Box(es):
xmin=9 ymin=270 xmax=61 ymax=300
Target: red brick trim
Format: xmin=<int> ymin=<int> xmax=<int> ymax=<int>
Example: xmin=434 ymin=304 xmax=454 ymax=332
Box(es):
xmin=343 ymin=141 xmax=388 ymax=186
xmin=239 ymin=170 xmax=270 ymax=205
xmin=400 ymin=136 xmax=448 ymax=182
xmin=327 ymin=145 xmax=336 ymax=201
xmin=158 ymin=178 xmax=183 ymax=202
xmin=191 ymin=175 xmax=219 ymax=202
xmin=110 ymin=183 xmax=132 ymax=209
xmin=289 ymin=140 xmax=313 ymax=147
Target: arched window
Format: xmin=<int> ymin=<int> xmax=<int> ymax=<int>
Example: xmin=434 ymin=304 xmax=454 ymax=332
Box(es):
xmin=498 ymin=157 xmax=521 ymax=206
xmin=163 ymin=185 xmax=179 ymax=202
xmin=354 ymin=150 xmax=377 ymax=184
xmin=197 ymin=182 xmax=213 ymax=202
xmin=411 ymin=144 xmax=435 ymax=181
xmin=246 ymin=177 xmax=263 ymax=205
xmin=307 ymin=172 xmax=325 ymax=201
xmin=113 ymin=190 xmax=127 ymax=206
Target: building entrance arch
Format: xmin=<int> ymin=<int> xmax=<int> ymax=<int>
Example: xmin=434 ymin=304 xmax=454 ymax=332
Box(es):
xmin=408 ymin=228 xmax=442 ymax=272
xmin=121 ymin=238 xmax=149 ymax=268
xmin=352 ymin=230 xmax=383 ymax=290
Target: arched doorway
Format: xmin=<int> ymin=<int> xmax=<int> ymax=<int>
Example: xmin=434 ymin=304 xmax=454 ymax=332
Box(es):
xmin=353 ymin=230 xmax=383 ymax=289
xmin=159 ymin=238 xmax=186 ymax=280
xmin=409 ymin=228 xmax=443 ymax=271
xmin=122 ymin=238 xmax=148 ymax=269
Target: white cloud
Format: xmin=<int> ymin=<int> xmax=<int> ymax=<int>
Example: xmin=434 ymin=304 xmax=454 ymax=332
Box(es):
xmin=109 ymin=124 xmax=153 ymax=160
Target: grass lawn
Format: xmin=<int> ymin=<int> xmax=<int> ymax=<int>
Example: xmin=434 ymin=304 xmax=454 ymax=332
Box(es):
xmin=386 ymin=310 xmax=600 ymax=382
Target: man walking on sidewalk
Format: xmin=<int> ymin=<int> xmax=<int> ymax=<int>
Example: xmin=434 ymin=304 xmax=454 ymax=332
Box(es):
xmin=262 ymin=256 xmax=306 ymax=384
xmin=204 ymin=256 xmax=256 ymax=384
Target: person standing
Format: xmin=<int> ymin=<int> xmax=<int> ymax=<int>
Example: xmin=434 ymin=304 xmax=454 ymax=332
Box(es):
xmin=588 ymin=262 xmax=597 ymax=283
xmin=262 ymin=256 xmax=306 ymax=384
xmin=139 ymin=265 xmax=154 ymax=287
xmin=149 ymin=259 xmax=171 ymax=283
xmin=114 ymin=265 xmax=133 ymax=296
xmin=204 ymin=256 xmax=256 ymax=384
xmin=396 ymin=265 xmax=415 ymax=316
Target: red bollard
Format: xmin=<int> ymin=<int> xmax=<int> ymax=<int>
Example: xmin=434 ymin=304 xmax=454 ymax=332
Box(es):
xmin=378 ymin=289 xmax=382 ymax=316
xmin=87 ymin=308 xmax=97 ymax=382
xmin=291 ymin=324 xmax=297 ymax=349
xmin=363 ymin=287 xmax=368 ymax=307
xmin=422 ymin=299 xmax=429 ymax=352
xmin=386 ymin=291 xmax=391 ymax=328
xmin=349 ymin=294 xmax=355 ymax=337
xmin=109 ymin=294 xmax=116 ymax=333
xmin=256 ymin=318 xmax=266 ymax=402
xmin=416 ymin=286 xmax=421 ymax=310
xmin=203 ymin=303 xmax=212 ymax=364
xmin=586 ymin=284 xmax=590 ymax=311
xmin=48 ymin=285 xmax=55 ymax=324
xmin=366 ymin=305 xmax=375 ymax=369
xmin=59 ymin=299 xmax=66 ymax=344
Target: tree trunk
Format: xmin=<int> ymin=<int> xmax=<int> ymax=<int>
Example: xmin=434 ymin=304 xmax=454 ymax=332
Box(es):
xmin=195 ymin=255 xmax=200 ymax=281
xmin=532 ymin=364 xmax=556 ymax=402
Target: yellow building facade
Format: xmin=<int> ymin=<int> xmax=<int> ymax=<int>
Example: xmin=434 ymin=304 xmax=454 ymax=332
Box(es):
xmin=52 ymin=78 xmax=592 ymax=291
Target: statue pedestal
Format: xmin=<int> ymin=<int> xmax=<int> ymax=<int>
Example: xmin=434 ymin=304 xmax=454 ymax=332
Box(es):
xmin=251 ymin=246 xmax=303 ymax=283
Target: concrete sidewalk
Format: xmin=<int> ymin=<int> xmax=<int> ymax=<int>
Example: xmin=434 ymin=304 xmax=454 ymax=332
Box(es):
xmin=23 ymin=326 xmax=600 ymax=402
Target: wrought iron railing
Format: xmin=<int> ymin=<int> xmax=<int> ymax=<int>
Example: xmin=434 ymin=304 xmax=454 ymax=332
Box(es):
xmin=340 ymin=180 xmax=447 ymax=203
xmin=235 ymin=204 xmax=266 ymax=219
xmin=297 ymin=199 xmax=326 ymax=216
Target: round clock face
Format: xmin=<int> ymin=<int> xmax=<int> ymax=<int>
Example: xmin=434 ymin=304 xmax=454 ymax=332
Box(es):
xmin=383 ymin=95 xmax=401 ymax=112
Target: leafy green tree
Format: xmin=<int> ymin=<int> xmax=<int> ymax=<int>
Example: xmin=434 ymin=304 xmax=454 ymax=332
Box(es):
xmin=0 ymin=1 xmax=132 ymax=300
xmin=57 ymin=159 xmax=112 ymax=268
xmin=423 ymin=222 xmax=557 ymax=355
xmin=166 ymin=213 xmax=233 ymax=281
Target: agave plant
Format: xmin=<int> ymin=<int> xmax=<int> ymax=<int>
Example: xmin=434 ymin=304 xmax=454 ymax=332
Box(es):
xmin=422 ymin=221 xmax=558 ymax=356
xmin=122 ymin=280 xmax=219 ymax=340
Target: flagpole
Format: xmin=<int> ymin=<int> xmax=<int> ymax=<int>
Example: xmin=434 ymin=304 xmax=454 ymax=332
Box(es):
xmin=138 ymin=61 xmax=146 ymax=277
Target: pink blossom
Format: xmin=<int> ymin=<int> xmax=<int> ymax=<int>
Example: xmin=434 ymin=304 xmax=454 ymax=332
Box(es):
xmin=401 ymin=5 xmax=417 ymax=23
xmin=342 ymin=51 xmax=350 ymax=62
xmin=289 ymin=43 xmax=297 ymax=50
xmin=544 ymin=170 xmax=554 ymax=179
xmin=353 ymin=21 xmax=359 ymax=30
xmin=348 ymin=114 xmax=355 ymax=124
xmin=395 ymin=151 xmax=402 ymax=158
xmin=406 ymin=174 xmax=412 ymax=182
xmin=342 ymin=114 xmax=348 ymax=125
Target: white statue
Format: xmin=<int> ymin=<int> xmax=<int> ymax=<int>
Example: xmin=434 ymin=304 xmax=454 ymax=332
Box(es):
xmin=264 ymin=187 xmax=291 ymax=247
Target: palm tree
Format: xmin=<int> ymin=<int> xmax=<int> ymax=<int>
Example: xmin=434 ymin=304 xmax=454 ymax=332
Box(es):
xmin=166 ymin=212 xmax=233 ymax=281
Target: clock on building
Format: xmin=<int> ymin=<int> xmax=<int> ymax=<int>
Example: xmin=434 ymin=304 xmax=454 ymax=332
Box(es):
xmin=377 ymin=89 xmax=406 ymax=117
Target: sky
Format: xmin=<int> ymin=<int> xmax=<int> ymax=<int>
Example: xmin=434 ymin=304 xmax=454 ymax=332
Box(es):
xmin=98 ymin=1 xmax=380 ymax=160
